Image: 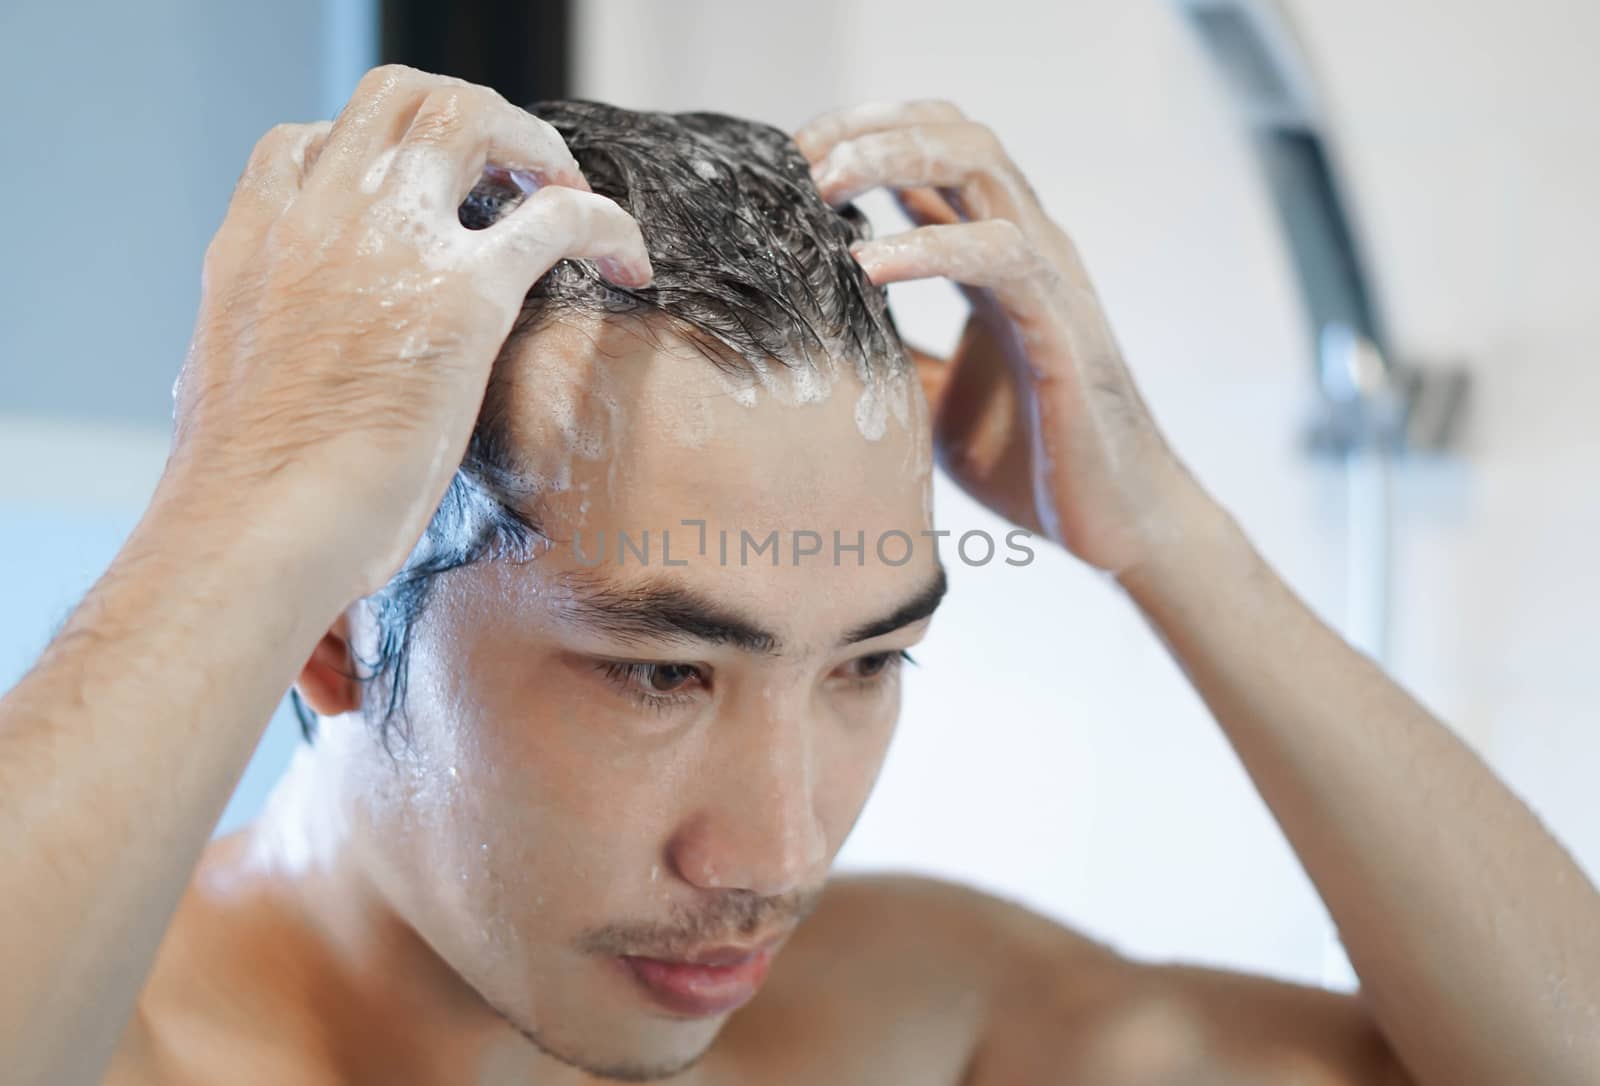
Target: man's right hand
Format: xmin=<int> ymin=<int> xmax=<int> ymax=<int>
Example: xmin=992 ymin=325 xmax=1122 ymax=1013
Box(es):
xmin=167 ymin=64 xmax=652 ymax=600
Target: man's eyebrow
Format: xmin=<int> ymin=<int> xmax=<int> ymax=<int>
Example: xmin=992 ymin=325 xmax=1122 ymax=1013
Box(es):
xmin=840 ymin=568 xmax=948 ymax=645
xmin=556 ymin=567 xmax=948 ymax=655
xmin=558 ymin=577 xmax=782 ymax=654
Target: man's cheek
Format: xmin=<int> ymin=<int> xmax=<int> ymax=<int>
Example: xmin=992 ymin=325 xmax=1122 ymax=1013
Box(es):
xmin=467 ymin=713 xmax=656 ymax=844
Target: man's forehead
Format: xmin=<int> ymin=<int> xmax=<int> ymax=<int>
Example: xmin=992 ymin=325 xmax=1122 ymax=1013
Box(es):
xmin=484 ymin=313 xmax=935 ymax=575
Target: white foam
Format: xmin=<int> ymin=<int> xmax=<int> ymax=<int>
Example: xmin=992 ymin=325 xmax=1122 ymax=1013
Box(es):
xmin=359 ymin=146 xmax=398 ymax=194
xmin=787 ymin=357 xmax=837 ymax=405
xmin=854 ymin=382 xmax=889 ymax=441
xmin=852 ymin=362 xmax=914 ymax=444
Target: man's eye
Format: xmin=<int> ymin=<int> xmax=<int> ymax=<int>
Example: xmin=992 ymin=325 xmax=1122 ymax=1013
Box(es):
xmin=596 ymin=660 xmax=708 ymax=711
xmin=843 ymin=650 xmax=914 ymax=683
xmin=643 ymin=663 xmax=701 ymax=692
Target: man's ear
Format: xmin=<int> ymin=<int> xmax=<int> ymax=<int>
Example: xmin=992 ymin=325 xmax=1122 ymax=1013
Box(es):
xmin=294 ymin=608 xmax=362 ymax=717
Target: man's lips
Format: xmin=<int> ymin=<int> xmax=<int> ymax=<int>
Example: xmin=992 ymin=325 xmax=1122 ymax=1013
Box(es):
xmin=615 ymin=941 xmax=781 ymax=1017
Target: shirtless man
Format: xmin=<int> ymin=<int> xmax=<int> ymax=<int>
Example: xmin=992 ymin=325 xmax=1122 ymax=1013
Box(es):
xmin=3 ymin=65 xmax=1596 ymax=1086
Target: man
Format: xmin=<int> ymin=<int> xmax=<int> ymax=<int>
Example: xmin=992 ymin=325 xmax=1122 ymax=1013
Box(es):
xmin=2 ymin=65 xmax=1595 ymax=1085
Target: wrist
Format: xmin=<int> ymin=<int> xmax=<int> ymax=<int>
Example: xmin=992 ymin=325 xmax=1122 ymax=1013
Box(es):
xmin=134 ymin=464 xmax=362 ymax=639
xmin=1115 ymin=471 xmax=1258 ymax=602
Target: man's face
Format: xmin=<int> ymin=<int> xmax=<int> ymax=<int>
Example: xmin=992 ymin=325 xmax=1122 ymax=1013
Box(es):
xmin=339 ymin=317 xmax=939 ymax=1078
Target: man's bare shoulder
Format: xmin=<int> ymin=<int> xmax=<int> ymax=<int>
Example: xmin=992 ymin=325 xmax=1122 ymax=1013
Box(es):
xmin=768 ymin=874 xmax=1413 ymax=1086
xmin=104 ymin=832 xmax=345 ymax=1086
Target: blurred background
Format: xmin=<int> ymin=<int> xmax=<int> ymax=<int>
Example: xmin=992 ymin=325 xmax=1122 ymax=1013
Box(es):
xmin=3 ymin=0 xmax=1596 ymax=993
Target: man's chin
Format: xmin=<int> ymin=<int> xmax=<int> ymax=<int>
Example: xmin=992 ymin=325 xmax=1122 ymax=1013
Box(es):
xmin=490 ymin=997 xmax=722 ymax=1083
xmin=517 ymin=1027 xmax=715 ymax=1084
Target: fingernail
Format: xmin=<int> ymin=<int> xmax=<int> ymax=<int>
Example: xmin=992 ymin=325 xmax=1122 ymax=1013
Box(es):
xmin=505 ymin=168 xmax=541 ymax=194
xmin=598 ymin=257 xmax=651 ymax=288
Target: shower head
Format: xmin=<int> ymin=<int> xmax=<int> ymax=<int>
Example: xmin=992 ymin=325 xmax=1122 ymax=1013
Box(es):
xmin=1170 ymin=0 xmax=1468 ymax=455
xmin=1173 ymin=0 xmax=1387 ymax=361
xmin=1170 ymin=0 xmax=1319 ymax=130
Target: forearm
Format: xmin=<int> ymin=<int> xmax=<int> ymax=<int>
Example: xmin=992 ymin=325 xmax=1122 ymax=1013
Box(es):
xmin=1117 ymin=484 xmax=1600 ymax=1086
xmin=0 ymin=478 xmax=344 ymax=1084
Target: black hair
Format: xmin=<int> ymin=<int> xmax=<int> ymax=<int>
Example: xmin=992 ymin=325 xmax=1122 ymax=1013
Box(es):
xmin=290 ymin=99 xmax=908 ymax=750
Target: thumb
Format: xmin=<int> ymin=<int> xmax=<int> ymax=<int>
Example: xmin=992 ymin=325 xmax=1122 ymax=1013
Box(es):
xmin=473 ymin=185 xmax=652 ymax=304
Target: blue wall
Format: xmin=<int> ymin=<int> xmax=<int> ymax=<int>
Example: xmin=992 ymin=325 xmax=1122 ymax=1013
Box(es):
xmin=0 ymin=0 xmax=373 ymax=833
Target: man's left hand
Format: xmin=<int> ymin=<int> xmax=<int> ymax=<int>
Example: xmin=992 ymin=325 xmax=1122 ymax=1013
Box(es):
xmin=796 ymin=100 xmax=1201 ymax=576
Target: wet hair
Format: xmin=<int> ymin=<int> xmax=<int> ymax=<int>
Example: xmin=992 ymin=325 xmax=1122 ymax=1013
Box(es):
xmin=291 ymin=99 xmax=908 ymax=749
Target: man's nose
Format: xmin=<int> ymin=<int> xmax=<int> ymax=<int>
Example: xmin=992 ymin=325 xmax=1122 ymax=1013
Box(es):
xmin=667 ymin=711 xmax=828 ymax=898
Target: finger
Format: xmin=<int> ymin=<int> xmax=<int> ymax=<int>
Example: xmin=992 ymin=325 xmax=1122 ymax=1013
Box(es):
xmin=383 ymin=85 xmax=589 ymax=214
xmin=304 ymin=64 xmax=447 ymax=193
xmin=473 ymin=186 xmax=653 ymax=302
xmin=810 ymin=123 xmax=1033 ymax=225
xmin=207 ymin=120 xmax=333 ymax=284
xmin=894 ymin=186 xmax=963 ymax=228
xmin=851 ymin=221 xmax=1051 ymax=311
xmin=793 ymin=99 xmax=965 ymax=163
